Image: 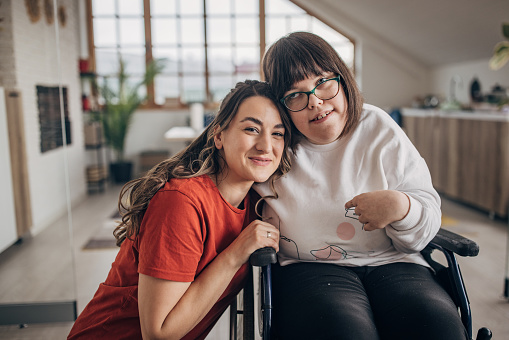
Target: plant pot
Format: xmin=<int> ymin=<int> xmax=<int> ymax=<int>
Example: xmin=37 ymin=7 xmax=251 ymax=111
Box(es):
xmin=110 ymin=162 xmax=133 ymax=184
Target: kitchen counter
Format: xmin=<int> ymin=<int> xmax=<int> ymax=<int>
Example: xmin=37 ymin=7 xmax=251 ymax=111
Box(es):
xmin=402 ymin=107 xmax=509 ymax=122
xmin=401 ymin=108 xmax=509 ymax=218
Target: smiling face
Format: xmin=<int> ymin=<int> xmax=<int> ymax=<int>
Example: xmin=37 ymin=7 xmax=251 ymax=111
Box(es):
xmin=283 ymin=72 xmax=348 ymax=145
xmin=214 ymin=96 xmax=286 ymax=187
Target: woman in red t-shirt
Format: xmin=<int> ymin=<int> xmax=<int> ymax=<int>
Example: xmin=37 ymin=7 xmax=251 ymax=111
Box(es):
xmin=68 ymin=80 xmax=292 ymax=340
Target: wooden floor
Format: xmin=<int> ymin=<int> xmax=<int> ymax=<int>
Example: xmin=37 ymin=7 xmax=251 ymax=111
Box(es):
xmin=0 ymin=185 xmax=508 ymax=339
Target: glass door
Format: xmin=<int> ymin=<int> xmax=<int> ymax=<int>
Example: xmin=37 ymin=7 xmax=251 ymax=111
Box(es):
xmin=0 ymin=0 xmax=81 ymax=325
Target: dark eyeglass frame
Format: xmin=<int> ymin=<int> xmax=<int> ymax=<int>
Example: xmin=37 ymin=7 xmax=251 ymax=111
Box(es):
xmin=280 ymin=76 xmax=341 ymax=112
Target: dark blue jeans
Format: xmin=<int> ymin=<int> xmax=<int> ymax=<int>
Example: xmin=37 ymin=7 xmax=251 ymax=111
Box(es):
xmin=271 ymin=262 xmax=469 ymax=340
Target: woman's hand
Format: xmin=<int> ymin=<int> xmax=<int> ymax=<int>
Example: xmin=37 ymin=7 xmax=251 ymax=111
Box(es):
xmin=344 ymin=190 xmax=410 ymax=231
xmin=222 ymin=220 xmax=279 ymax=268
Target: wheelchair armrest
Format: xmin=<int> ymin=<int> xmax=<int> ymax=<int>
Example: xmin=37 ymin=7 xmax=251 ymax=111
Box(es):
xmin=428 ymin=228 xmax=479 ymax=257
xmin=250 ymin=247 xmax=277 ymax=267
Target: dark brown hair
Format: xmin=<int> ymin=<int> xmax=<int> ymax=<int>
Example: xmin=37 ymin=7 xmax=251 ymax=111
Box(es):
xmin=113 ymin=80 xmax=292 ymax=246
xmin=262 ymin=31 xmax=364 ymax=144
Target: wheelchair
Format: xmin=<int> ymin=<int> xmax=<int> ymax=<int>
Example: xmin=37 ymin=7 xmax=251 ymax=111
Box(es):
xmin=230 ymin=228 xmax=493 ymax=340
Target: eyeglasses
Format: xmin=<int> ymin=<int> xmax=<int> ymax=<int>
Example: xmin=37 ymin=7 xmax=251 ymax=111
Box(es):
xmin=280 ymin=76 xmax=341 ymax=112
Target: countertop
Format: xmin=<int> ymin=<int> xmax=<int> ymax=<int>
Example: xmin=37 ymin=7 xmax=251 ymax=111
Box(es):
xmin=401 ymin=108 xmax=509 ymax=122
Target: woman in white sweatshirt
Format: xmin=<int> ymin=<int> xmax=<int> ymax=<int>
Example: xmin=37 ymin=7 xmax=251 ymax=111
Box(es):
xmin=255 ymin=32 xmax=468 ymax=340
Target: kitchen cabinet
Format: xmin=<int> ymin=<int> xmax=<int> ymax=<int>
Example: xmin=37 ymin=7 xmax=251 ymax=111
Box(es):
xmin=402 ymin=108 xmax=509 ymax=218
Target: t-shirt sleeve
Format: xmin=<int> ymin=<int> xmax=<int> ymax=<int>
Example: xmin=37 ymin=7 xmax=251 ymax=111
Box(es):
xmin=137 ymin=189 xmax=204 ymax=282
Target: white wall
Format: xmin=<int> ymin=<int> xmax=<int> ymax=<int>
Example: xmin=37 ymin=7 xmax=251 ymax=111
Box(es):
xmin=123 ymin=109 xmax=191 ymax=173
xmin=5 ymin=0 xmax=86 ymax=234
xmin=431 ymin=58 xmax=509 ymax=105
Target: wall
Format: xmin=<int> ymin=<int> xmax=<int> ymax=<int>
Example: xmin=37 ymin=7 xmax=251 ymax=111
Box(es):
xmin=123 ymin=109 xmax=191 ymax=174
xmin=2 ymin=0 xmax=87 ymax=235
xmin=431 ymin=58 xmax=509 ymax=106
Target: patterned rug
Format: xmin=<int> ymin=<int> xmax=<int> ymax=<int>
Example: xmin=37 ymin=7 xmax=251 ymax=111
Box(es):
xmin=82 ymin=211 xmax=120 ymax=250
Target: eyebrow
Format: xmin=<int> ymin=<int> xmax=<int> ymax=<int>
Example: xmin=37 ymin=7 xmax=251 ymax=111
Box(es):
xmin=287 ymin=73 xmax=334 ymax=93
xmin=240 ymin=117 xmax=285 ymax=129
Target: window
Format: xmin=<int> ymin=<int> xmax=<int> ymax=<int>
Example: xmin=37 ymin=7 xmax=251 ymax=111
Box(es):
xmin=87 ymin=0 xmax=354 ymax=107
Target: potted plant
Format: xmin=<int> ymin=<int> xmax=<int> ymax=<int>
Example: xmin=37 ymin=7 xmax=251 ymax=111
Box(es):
xmin=92 ymin=58 xmax=165 ymax=183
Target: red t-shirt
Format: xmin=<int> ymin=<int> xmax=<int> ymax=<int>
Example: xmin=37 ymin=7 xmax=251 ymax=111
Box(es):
xmin=68 ymin=175 xmax=256 ymax=339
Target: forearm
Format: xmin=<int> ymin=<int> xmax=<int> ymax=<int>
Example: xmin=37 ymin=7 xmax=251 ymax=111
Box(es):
xmin=144 ymin=251 xmax=241 ymax=340
xmin=387 ymin=190 xmax=441 ymax=253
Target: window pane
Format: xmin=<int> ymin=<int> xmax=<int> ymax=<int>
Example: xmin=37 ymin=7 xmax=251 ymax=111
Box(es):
xmin=154 ymin=76 xmax=180 ymax=105
xmin=234 ymin=0 xmax=257 ymax=15
xmin=92 ymin=0 xmax=115 ymax=16
xmin=120 ymin=48 xmax=145 ymax=75
xmin=312 ymin=19 xmax=348 ymax=44
xmin=127 ymin=76 xmax=147 ymax=98
xmin=206 ymin=0 xmax=231 ymax=15
xmin=96 ymin=76 xmax=119 ymax=105
xmin=266 ymin=0 xmax=304 ymax=15
xmin=95 ymin=48 xmax=119 ymax=75
xmin=152 ymin=18 xmax=178 ymax=45
xmin=209 ymin=47 xmax=233 ymax=73
xmin=235 ymin=72 xmax=259 ymax=84
xmin=119 ymin=18 xmax=144 ymax=46
xmin=151 ymin=0 xmax=177 ymax=15
xmin=181 ymin=18 xmax=204 ymax=44
xmin=207 ymin=18 xmax=231 ymax=44
xmin=234 ymin=17 xmax=257 ymax=44
xmin=94 ymin=18 xmax=117 ymax=46
xmin=266 ymin=17 xmax=289 ymax=45
xmin=289 ymin=15 xmax=310 ymax=32
xmin=153 ymin=48 xmax=179 ymax=73
xmin=118 ymin=0 xmax=143 ymax=16
xmin=334 ymin=43 xmax=354 ymax=68
xmin=179 ymin=0 xmax=202 ymax=15
xmin=182 ymin=47 xmax=205 ymax=73
xmin=235 ymin=47 xmax=259 ymax=74
xmin=100 ymin=76 xmax=147 ymax=101
xmin=182 ymin=76 xmax=205 ymax=103
xmin=209 ymin=76 xmax=233 ymax=102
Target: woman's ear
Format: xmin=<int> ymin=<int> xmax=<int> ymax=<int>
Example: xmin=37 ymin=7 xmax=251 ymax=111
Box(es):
xmin=214 ymin=129 xmax=223 ymax=149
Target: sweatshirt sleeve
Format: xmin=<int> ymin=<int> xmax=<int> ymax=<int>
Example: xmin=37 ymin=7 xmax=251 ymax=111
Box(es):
xmin=385 ymin=157 xmax=442 ymax=253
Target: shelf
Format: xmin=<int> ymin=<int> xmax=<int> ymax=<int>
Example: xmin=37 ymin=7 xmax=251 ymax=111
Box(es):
xmin=79 ymin=72 xmax=96 ymax=78
xmin=85 ymin=144 xmax=103 ymax=150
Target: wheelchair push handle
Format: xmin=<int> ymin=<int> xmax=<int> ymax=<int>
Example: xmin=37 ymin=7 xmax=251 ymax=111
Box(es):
xmin=250 ymin=247 xmax=277 ymax=267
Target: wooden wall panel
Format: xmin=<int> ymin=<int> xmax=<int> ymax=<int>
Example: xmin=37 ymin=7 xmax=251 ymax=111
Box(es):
xmin=4 ymin=89 xmax=32 ymax=236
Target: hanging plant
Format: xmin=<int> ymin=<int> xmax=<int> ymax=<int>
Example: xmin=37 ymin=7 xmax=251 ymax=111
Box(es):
xmin=43 ymin=0 xmax=53 ymax=25
xmin=489 ymin=23 xmax=509 ymax=70
xmin=24 ymin=0 xmax=41 ymax=23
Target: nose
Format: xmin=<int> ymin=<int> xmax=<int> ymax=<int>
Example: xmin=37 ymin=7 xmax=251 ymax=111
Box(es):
xmin=256 ymin=132 xmax=272 ymax=153
xmin=307 ymin=92 xmax=323 ymax=109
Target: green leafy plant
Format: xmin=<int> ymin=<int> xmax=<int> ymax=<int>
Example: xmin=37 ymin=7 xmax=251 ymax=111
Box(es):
xmin=489 ymin=22 xmax=509 ymax=70
xmin=93 ymin=58 xmax=165 ymax=163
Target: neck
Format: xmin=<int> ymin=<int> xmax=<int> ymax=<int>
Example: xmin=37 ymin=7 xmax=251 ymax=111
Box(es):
xmin=210 ymin=173 xmax=252 ymax=208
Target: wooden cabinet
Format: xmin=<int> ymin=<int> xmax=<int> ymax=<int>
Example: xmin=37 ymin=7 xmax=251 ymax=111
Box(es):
xmin=402 ymin=109 xmax=509 ymax=218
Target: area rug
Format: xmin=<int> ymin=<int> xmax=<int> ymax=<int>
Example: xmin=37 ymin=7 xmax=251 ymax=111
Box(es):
xmin=82 ymin=211 xmax=121 ymax=250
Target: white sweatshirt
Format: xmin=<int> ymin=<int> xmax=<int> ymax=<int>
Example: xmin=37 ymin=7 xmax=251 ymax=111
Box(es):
xmin=254 ymin=104 xmax=441 ymax=267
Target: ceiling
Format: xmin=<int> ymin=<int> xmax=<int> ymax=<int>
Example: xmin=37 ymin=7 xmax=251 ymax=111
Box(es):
xmin=311 ymin=0 xmax=509 ymax=67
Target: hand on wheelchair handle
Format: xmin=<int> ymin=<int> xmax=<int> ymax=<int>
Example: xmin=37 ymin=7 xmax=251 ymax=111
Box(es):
xmin=250 ymin=247 xmax=277 ymax=267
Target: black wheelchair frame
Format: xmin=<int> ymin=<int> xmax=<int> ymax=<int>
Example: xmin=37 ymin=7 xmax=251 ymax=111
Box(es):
xmin=231 ymin=228 xmax=493 ymax=340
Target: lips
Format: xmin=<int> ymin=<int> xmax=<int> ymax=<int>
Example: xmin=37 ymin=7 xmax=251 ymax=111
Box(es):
xmin=249 ymin=157 xmax=272 ymax=166
xmin=311 ymin=110 xmax=332 ymax=122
